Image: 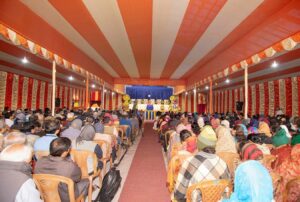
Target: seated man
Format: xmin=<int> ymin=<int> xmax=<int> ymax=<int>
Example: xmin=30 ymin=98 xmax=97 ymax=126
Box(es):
xmin=0 ymin=144 xmax=42 ymax=202
xmin=35 ymin=137 xmax=89 ymax=201
xmin=61 ymin=119 xmax=82 ymax=141
xmin=119 ymin=113 xmax=132 ymax=139
xmin=3 ymin=131 xmax=27 ymax=149
xmin=174 ymin=146 xmax=230 ymax=202
xmin=34 ymin=118 xmax=60 ymax=152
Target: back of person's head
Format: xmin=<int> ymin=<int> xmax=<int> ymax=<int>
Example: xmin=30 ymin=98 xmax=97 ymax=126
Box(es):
xmin=70 ymin=119 xmax=83 ymax=130
xmin=3 ymin=131 xmax=27 ymax=148
xmin=85 ymin=116 xmax=94 ymax=125
xmin=0 ymin=143 xmax=33 ymax=163
xmin=241 ymin=143 xmax=263 ymax=161
xmin=202 ymin=146 xmax=216 ymax=154
xmin=44 ymin=118 xmax=60 ymax=134
xmin=19 ymin=122 xmax=34 ymax=133
xmin=180 ymin=129 xmax=192 ymax=142
xmin=76 ymin=125 xmax=96 ymax=143
xmin=191 ymin=122 xmax=200 ymax=135
xmin=50 ymin=137 xmax=71 ymax=157
xmin=102 ymin=116 xmax=111 ymax=124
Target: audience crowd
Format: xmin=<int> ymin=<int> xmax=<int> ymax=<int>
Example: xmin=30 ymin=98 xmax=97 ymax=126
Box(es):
xmin=0 ymin=107 xmax=142 ymax=202
xmin=0 ymin=105 xmax=300 ymax=202
xmin=156 ymin=110 xmax=300 ymax=202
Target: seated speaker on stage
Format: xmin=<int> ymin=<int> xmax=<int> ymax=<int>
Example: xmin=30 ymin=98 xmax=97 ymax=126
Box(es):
xmin=146 ymin=99 xmax=154 ymax=111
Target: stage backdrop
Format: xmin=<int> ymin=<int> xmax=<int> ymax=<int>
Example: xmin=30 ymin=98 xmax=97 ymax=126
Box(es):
xmin=126 ymin=85 xmax=173 ymax=99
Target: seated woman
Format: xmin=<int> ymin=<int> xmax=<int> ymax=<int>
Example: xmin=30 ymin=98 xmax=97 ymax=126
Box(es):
xmin=223 ymin=142 xmax=273 ymax=202
xmin=222 ymin=160 xmax=273 ymax=202
xmin=72 ymin=125 xmax=103 ymax=170
xmin=247 ymin=133 xmax=271 ymax=155
xmin=271 ymin=129 xmax=291 ymax=168
xmin=215 ymin=126 xmax=237 ymax=153
xmin=275 ymin=140 xmax=300 ymax=201
xmin=197 ymin=124 xmax=217 ymax=151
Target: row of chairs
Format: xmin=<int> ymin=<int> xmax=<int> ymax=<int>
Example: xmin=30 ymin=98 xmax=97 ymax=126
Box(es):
xmin=162 ymin=129 xmax=281 ymax=202
xmin=33 ymin=123 xmax=140 ymax=202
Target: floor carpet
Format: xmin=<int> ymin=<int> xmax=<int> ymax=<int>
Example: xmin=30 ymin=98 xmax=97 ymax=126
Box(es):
xmin=118 ymin=122 xmax=170 ymax=202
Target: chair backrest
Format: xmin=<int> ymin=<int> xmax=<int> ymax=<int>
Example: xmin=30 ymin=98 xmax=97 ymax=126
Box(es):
xmin=93 ymin=140 xmax=110 ymax=159
xmin=70 ymin=149 xmax=98 ymax=178
xmin=104 ymin=126 xmax=115 ymax=136
xmin=164 ymin=130 xmax=175 ymax=147
xmin=33 ymin=174 xmax=75 ymax=202
xmin=167 ymin=153 xmax=192 ymax=193
xmin=216 ymin=152 xmax=240 ymax=176
xmin=35 ymin=151 xmax=50 ymax=160
xmin=186 ymin=179 xmax=231 ymax=202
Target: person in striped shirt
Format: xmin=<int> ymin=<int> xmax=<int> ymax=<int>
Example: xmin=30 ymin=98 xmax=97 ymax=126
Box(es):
xmin=174 ymin=146 xmax=230 ymax=202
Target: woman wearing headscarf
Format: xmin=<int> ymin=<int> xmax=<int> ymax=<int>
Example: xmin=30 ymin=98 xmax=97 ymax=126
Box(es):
xmin=258 ymin=121 xmax=272 ymax=137
xmin=72 ymin=125 xmax=103 ymax=169
xmin=233 ymin=124 xmax=248 ymax=143
xmin=197 ymin=125 xmax=217 ymax=151
xmin=221 ymin=120 xmax=230 ymax=129
xmin=274 ymin=137 xmax=300 ymax=201
xmin=222 ymin=160 xmax=274 ymax=202
xmin=222 ymin=142 xmax=273 ymax=202
xmin=271 ymin=128 xmax=291 ymax=169
xmin=215 ymin=126 xmax=237 ymax=153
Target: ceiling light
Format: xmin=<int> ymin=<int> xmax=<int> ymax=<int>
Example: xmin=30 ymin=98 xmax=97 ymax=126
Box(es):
xmin=112 ymin=92 xmax=115 ymax=95
xmin=148 ymin=94 xmax=151 ymax=98
xmin=91 ymin=84 xmax=95 ymax=88
xmin=104 ymin=89 xmax=107 ymax=93
xmin=205 ymin=86 xmax=209 ymax=90
xmin=193 ymin=89 xmax=196 ymax=93
xmin=225 ymin=78 xmax=230 ymax=84
xmin=271 ymin=61 xmax=278 ymax=68
xmin=68 ymin=76 xmax=74 ymax=81
xmin=22 ymin=57 xmax=28 ymax=64
xmin=185 ymin=92 xmax=188 ymax=95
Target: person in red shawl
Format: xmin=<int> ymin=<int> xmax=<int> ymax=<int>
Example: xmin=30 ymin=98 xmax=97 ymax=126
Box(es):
xmin=275 ymin=138 xmax=300 ymax=201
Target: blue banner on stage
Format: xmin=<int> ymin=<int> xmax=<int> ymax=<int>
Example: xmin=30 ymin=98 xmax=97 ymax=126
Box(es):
xmin=126 ymin=85 xmax=173 ymax=100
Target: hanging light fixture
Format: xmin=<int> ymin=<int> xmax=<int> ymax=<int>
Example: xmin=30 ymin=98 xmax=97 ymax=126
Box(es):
xmin=22 ymin=56 xmax=29 ymax=64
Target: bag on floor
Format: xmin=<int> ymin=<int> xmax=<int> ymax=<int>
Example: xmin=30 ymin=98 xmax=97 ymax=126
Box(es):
xmin=96 ymin=167 xmax=122 ymax=202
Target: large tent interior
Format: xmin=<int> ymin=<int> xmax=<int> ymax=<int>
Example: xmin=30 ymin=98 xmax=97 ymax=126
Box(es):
xmin=0 ymin=0 xmax=300 ymax=202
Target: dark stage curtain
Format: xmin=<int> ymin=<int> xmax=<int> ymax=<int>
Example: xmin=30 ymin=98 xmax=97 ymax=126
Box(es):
xmin=126 ymin=86 xmax=173 ymax=99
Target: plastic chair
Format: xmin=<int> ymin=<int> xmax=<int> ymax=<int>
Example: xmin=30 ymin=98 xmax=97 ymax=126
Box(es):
xmin=167 ymin=153 xmax=192 ymax=193
xmin=33 ymin=174 xmax=84 ymax=202
xmin=186 ymin=179 xmax=232 ymax=202
xmin=70 ymin=150 xmax=102 ymax=202
xmin=216 ymin=152 xmax=240 ymax=176
xmin=93 ymin=139 xmax=112 ymax=174
xmin=118 ymin=125 xmax=130 ymax=146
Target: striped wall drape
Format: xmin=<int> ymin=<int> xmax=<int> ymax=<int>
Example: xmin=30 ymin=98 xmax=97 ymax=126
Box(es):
xmin=178 ymin=76 xmax=300 ymax=116
xmin=0 ymin=71 xmax=120 ymax=111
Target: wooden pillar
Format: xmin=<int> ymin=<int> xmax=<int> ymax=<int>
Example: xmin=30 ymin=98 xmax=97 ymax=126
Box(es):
xmin=193 ymin=88 xmax=197 ymax=113
xmin=209 ymin=80 xmax=213 ymax=114
xmin=85 ymin=76 xmax=89 ymax=109
xmin=102 ymin=83 xmax=105 ymax=109
xmin=51 ymin=61 xmax=56 ymax=116
xmin=244 ymin=66 xmax=248 ymax=119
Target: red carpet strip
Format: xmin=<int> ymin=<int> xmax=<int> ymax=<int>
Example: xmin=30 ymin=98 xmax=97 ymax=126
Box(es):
xmin=118 ymin=123 xmax=170 ymax=202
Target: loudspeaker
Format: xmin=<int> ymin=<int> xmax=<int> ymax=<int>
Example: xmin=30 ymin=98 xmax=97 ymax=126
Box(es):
xmin=55 ymin=98 xmax=61 ymax=107
xmin=236 ymin=101 xmax=243 ymax=111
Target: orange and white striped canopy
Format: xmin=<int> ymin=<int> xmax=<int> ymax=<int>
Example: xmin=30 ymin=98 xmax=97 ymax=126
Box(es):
xmin=0 ymin=0 xmax=300 ymax=88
